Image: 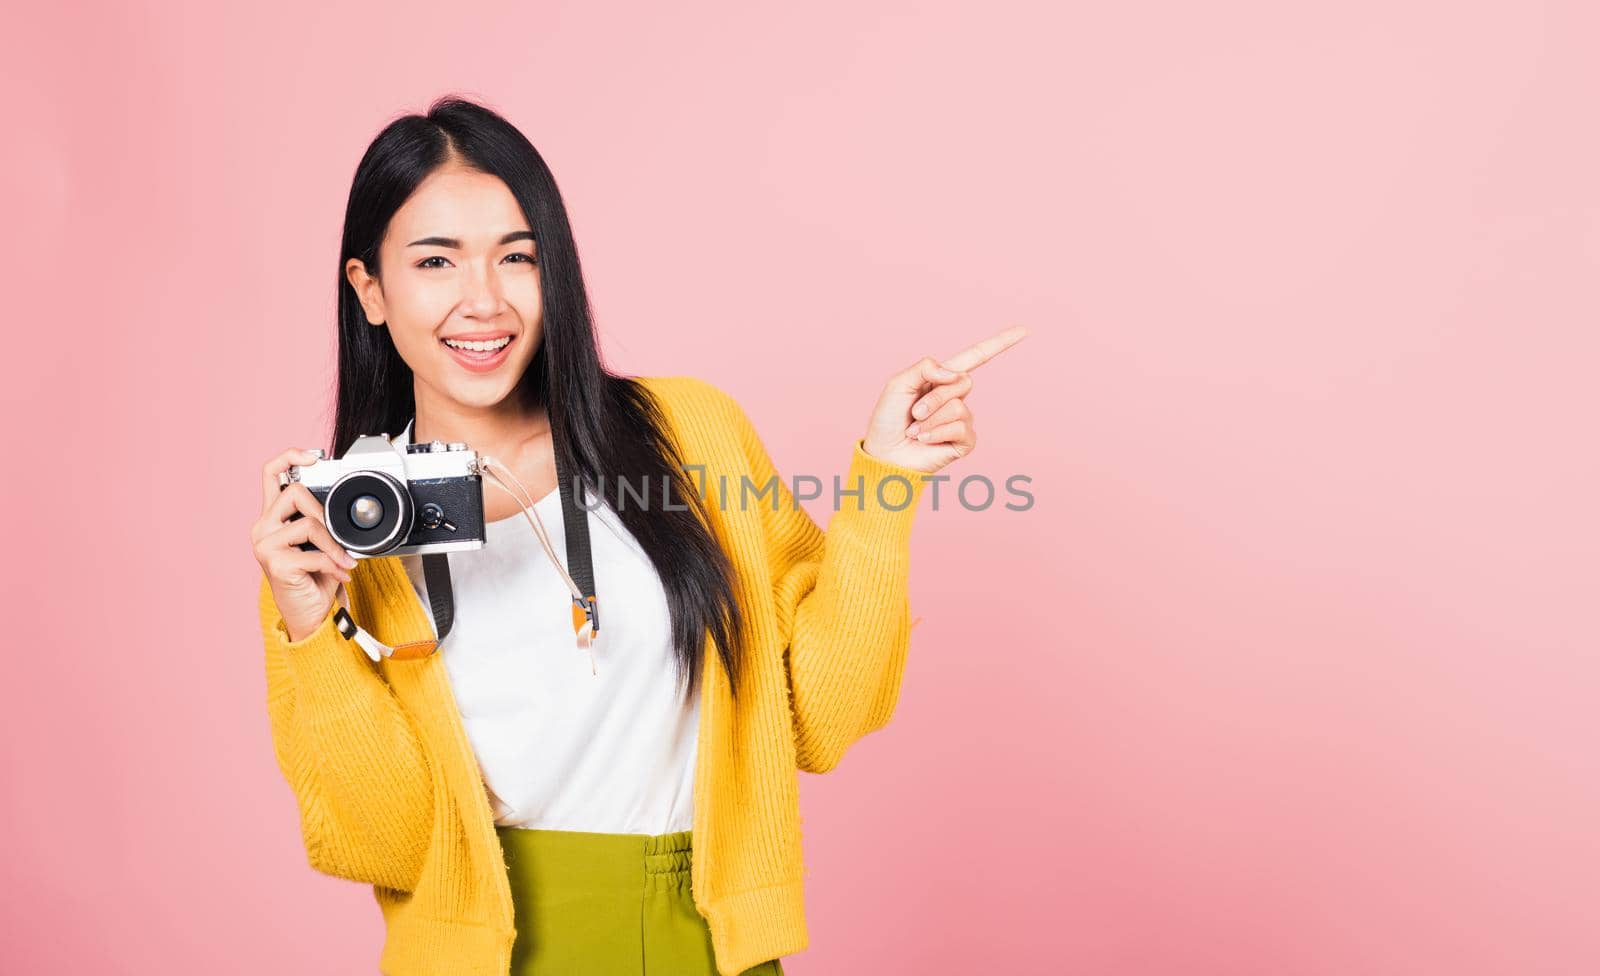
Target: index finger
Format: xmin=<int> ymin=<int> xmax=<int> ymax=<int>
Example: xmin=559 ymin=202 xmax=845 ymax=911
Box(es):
xmin=261 ymin=447 xmax=323 ymax=511
xmin=940 ymin=325 xmax=1029 ymax=374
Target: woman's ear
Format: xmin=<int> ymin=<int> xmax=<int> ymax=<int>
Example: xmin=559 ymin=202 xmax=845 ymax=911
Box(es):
xmin=345 ymin=258 xmax=387 ymax=326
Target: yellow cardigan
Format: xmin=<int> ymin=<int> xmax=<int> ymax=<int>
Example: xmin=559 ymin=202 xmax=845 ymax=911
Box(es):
xmin=257 ymin=374 xmax=927 ymax=976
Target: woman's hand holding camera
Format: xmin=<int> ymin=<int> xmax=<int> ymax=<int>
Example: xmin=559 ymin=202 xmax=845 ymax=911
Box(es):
xmin=253 ymin=448 xmax=360 ymax=642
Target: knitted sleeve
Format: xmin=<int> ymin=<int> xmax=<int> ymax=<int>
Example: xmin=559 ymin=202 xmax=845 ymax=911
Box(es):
xmin=258 ymin=573 xmax=434 ymax=891
xmin=724 ymin=393 xmax=928 ymax=773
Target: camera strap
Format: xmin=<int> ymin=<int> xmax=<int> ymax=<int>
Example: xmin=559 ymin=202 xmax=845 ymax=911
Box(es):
xmin=420 ymin=552 xmax=456 ymax=642
xmin=551 ymin=446 xmax=600 ymax=644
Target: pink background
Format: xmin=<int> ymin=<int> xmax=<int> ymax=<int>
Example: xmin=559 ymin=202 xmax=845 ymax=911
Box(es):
xmin=5 ymin=1 xmax=1598 ymax=973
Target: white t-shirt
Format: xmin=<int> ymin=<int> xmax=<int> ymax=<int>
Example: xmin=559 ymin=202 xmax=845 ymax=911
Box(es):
xmin=393 ymin=419 xmax=698 ymax=834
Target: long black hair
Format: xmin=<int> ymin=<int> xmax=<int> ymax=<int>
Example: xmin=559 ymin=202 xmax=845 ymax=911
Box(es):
xmin=330 ymin=94 xmax=746 ymax=704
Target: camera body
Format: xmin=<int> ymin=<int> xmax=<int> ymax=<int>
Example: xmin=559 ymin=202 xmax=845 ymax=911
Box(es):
xmin=280 ymin=433 xmax=487 ymax=558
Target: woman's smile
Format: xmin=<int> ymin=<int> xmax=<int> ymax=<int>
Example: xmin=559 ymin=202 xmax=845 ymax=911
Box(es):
xmin=441 ymin=330 xmax=516 ymax=373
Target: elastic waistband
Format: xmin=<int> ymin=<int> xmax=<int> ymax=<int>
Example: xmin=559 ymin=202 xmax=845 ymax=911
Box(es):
xmin=643 ymin=829 xmax=693 ymax=877
xmin=495 ymin=826 xmax=694 ymax=886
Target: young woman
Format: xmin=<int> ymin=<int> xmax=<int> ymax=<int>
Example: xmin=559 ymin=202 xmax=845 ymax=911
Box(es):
xmin=249 ymin=96 xmax=1023 ymax=976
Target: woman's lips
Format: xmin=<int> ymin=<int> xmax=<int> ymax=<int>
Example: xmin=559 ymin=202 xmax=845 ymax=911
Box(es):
xmin=441 ymin=337 xmax=513 ymax=374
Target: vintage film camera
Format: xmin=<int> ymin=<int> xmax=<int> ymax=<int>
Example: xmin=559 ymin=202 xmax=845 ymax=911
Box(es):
xmin=279 ymin=433 xmax=487 ymax=558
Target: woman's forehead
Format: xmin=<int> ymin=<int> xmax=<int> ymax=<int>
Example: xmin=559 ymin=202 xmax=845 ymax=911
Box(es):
xmin=391 ymin=167 xmax=529 ymax=239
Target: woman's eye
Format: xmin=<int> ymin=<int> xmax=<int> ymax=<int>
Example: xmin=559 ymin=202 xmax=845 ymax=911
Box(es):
xmin=415 ymin=254 xmax=532 ymax=269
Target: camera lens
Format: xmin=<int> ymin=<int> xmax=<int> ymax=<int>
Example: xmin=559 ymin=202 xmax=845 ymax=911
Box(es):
xmin=324 ymin=470 xmax=414 ymax=555
xmin=349 ymin=494 xmax=385 ymax=530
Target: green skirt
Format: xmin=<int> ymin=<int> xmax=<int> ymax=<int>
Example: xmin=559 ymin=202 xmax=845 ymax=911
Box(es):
xmin=496 ymin=825 xmax=785 ymax=976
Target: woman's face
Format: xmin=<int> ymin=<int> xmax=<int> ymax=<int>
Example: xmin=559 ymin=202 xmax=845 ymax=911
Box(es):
xmin=345 ymin=160 xmax=542 ymax=412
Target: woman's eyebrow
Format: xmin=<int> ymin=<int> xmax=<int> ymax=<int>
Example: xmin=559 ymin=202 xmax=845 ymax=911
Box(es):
xmin=406 ymin=231 xmax=535 ymax=248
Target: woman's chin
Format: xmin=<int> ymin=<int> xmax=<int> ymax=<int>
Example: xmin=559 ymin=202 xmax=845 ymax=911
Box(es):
xmin=431 ymin=362 xmax=529 ymax=408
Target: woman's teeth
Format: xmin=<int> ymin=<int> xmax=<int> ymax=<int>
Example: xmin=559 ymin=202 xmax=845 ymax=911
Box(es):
xmin=442 ymin=336 xmax=512 ymax=352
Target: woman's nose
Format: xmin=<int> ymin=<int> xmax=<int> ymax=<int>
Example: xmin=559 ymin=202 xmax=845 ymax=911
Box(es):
xmin=458 ymin=261 xmax=504 ymax=314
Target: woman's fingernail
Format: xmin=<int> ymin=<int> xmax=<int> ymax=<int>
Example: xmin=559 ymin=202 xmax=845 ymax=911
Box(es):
xmin=935 ymin=367 xmax=956 ymax=380
xmin=906 ymin=424 xmax=921 ymax=438
xmin=913 ymin=402 xmax=928 ymax=419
